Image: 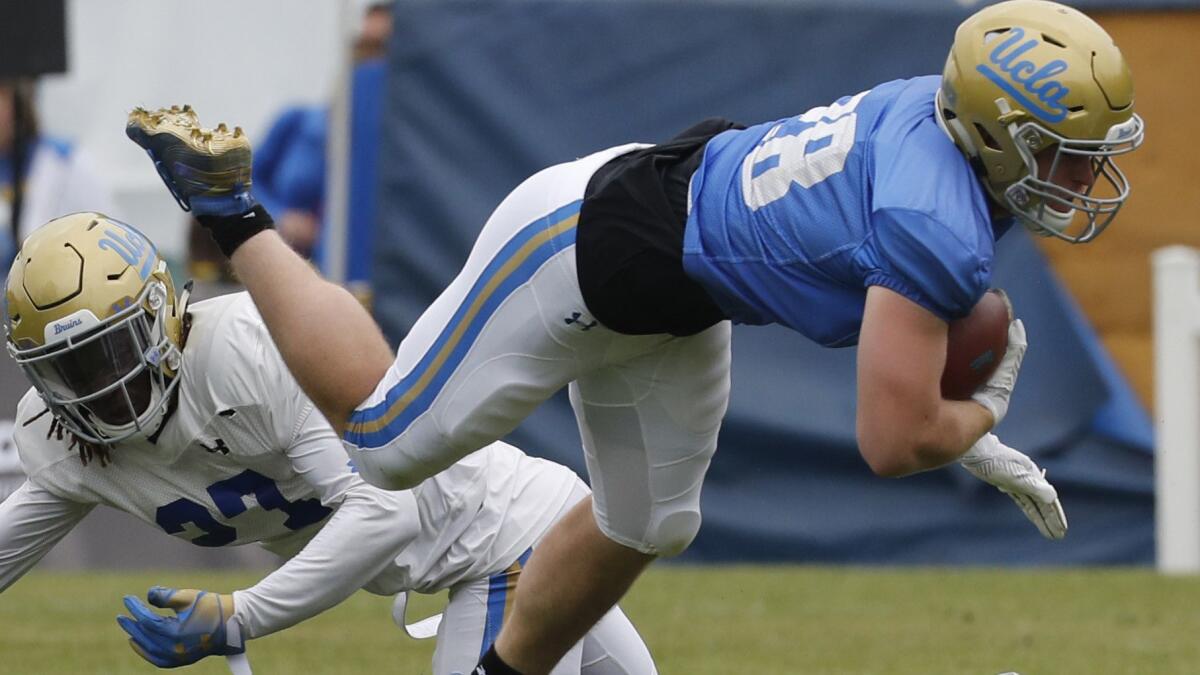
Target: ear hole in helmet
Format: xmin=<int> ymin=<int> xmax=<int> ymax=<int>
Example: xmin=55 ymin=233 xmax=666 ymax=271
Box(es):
xmin=1041 ymin=33 xmax=1067 ymax=48
xmin=982 ymin=28 xmax=1011 ymax=44
xmin=974 ymin=123 xmax=1002 ymax=151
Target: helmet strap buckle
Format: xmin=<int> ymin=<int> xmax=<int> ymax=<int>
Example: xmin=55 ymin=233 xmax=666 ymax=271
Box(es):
xmin=1019 ymin=127 xmax=1042 ymax=149
xmin=1006 ymin=183 xmax=1031 ymax=208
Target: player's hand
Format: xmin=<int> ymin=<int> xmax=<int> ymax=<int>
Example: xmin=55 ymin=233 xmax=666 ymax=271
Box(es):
xmin=970 ymin=318 xmax=1027 ymax=427
xmin=959 ymin=433 xmax=1067 ymax=540
xmin=117 ymin=586 xmax=244 ymax=668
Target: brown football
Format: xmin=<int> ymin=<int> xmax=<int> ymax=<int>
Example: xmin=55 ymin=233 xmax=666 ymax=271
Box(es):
xmin=941 ymin=288 xmax=1012 ymax=400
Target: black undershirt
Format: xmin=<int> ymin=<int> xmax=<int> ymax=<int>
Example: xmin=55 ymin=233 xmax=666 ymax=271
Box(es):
xmin=576 ymin=118 xmax=743 ymax=337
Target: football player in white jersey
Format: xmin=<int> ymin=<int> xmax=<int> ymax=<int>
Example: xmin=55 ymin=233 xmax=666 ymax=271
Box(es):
xmin=0 ymin=213 xmax=657 ymax=675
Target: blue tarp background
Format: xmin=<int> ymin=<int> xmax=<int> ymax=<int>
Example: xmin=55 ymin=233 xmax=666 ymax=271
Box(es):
xmin=368 ymin=0 xmax=1157 ymax=564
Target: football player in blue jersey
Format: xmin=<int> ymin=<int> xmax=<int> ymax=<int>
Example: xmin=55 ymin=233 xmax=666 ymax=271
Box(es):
xmin=126 ymin=2 xmax=1142 ymax=672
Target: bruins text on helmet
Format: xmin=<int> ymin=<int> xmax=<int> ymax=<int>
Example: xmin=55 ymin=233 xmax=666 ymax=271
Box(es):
xmin=6 ymin=213 xmax=186 ymax=446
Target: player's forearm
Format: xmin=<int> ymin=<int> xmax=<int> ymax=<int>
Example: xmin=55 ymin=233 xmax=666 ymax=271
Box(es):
xmin=857 ymin=398 xmax=993 ymax=478
xmin=230 ymin=230 xmax=394 ymax=431
xmin=903 ymin=398 xmax=994 ymax=474
xmin=0 ymin=482 xmax=91 ymax=592
xmin=231 ymin=486 xmax=419 ymax=638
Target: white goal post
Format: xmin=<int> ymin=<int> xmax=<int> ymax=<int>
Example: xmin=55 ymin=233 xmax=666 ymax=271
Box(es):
xmin=1153 ymin=245 xmax=1200 ymax=574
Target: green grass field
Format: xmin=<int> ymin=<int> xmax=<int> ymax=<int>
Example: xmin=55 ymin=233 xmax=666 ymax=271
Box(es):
xmin=2 ymin=566 xmax=1198 ymax=674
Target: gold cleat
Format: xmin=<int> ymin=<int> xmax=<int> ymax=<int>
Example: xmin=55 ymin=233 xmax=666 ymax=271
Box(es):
xmin=127 ymin=105 xmax=250 ymax=157
xmin=126 ymin=105 xmax=255 ymax=215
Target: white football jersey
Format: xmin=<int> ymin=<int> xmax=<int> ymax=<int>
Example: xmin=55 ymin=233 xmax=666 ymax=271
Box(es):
xmin=0 ymin=292 xmax=581 ymax=637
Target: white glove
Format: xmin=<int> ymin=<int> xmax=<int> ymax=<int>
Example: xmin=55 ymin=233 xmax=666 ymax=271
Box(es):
xmin=971 ymin=319 xmax=1027 ymax=427
xmin=959 ymin=433 xmax=1067 ymax=540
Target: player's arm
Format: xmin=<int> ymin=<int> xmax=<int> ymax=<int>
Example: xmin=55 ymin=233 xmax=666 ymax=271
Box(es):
xmin=122 ymin=411 xmax=421 ymax=665
xmin=0 ymin=480 xmax=93 ymax=592
xmin=855 ymin=285 xmax=995 ymax=477
xmin=118 ymin=416 xmax=422 ymax=668
xmin=228 ymin=406 xmax=422 ymax=639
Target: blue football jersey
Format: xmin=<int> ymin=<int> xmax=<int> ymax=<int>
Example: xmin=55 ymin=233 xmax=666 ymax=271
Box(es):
xmin=683 ymin=76 xmax=1009 ymax=347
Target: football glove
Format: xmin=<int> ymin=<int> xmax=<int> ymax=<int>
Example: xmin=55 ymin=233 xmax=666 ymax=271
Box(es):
xmin=959 ymin=433 xmax=1067 ymax=540
xmin=117 ymin=586 xmax=245 ymax=668
xmin=970 ymin=319 xmax=1027 ymax=427
xmin=126 ymin=105 xmax=256 ymax=217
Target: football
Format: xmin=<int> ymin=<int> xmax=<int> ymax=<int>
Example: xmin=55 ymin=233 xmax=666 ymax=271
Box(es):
xmin=941 ymin=288 xmax=1012 ymax=400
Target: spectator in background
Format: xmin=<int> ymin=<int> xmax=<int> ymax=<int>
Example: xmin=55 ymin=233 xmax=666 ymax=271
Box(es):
xmin=241 ymin=1 xmax=392 ymax=306
xmin=0 ymin=78 xmax=116 ymax=267
xmin=1 ymin=79 xmax=118 ymax=496
xmin=254 ymin=106 xmax=327 ymax=260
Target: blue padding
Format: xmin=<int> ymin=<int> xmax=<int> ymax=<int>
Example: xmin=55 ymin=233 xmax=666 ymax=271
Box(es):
xmin=342 ymin=58 xmax=387 ymax=285
xmin=374 ymin=0 xmax=1154 ymax=564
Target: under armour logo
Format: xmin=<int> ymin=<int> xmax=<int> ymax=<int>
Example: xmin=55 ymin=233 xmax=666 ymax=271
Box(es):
xmin=564 ymin=311 xmax=597 ymax=331
xmin=201 ymin=438 xmax=230 ymax=455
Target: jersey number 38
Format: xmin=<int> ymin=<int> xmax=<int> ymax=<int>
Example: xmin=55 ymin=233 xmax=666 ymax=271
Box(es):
xmin=742 ymin=90 xmax=869 ymax=210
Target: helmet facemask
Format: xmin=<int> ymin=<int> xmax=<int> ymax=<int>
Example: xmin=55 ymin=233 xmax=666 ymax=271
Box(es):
xmin=9 ymin=278 xmax=183 ymax=447
xmin=1000 ymin=110 xmax=1144 ymax=243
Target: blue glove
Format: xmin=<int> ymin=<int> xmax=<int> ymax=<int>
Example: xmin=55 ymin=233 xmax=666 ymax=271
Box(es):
xmin=117 ymin=586 xmax=244 ymax=668
xmin=126 ymin=106 xmax=257 ymax=217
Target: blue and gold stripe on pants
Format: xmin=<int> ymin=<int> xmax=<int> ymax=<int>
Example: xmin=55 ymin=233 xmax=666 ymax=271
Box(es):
xmin=480 ymin=547 xmax=534 ymax=657
xmin=344 ymin=201 xmax=581 ymax=449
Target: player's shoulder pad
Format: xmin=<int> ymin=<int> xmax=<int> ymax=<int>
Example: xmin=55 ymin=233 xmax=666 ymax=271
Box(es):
xmin=11 ymin=388 xmax=77 ymax=478
xmin=867 ymin=205 xmax=992 ymax=321
xmin=866 ymin=111 xmax=995 ymax=320
xmin=181 ymin=292 xmax=282 ymax=407
xmin=176 ymin=292 xmax=309 ymax=457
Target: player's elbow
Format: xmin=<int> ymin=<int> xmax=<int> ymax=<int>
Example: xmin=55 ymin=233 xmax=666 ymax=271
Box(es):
xmin=856 ymin=421 xmax=933 ymax=478
xmin=858 ymin=425 xmax=961 ymax=478
xmin=858 ymin=440 xmax=921 ymax=477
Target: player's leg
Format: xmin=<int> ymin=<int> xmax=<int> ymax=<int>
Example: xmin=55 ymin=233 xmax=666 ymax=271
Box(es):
xmin=125 ymin=107 xmax=396 ymax=432
xmin=579 ymin=607 xmax=658 ymax=675
xmin=342 ymin=144 xmax=649 ymax=490
xmin=493 ymin=322 xmax=732 ymax=674
xmin=433 ymin=551 xmax=585 ymax=675
xmin=489 ymin=497 xmax=652 ymax=675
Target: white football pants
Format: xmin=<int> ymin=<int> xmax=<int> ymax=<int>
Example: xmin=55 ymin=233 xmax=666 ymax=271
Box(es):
xmin=345 ymin=144 xmax=731 ymax=556
xmin=431 ymin=482 xmax=658 ymax=675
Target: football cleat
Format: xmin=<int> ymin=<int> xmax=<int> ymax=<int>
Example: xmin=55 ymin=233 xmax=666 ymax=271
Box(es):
xmin=126 ymin=105 xmax=256 ymax=216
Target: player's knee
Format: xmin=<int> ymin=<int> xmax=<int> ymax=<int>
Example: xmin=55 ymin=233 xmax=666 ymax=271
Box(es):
xmin=596 ymin=495 xmax=704 ymax=557
xmin=348 ymin=447 xmax=431 ymax=491
xmin=646 ymin=510 xmax=702 ymax=557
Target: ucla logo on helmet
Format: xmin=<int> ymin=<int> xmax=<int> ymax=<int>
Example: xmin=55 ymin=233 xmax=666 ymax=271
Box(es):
xmin=97 ymin=220 xmax=155 ymax=281
xmin=976 ymin=27 xmax=1071 ymax=123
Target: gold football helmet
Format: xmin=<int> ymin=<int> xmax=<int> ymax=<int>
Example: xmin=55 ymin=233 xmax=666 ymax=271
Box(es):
xmin=936 ymin=0 xmax=1144 ymax=242
xmin=6 ymin=213 xmax=186 ymax=445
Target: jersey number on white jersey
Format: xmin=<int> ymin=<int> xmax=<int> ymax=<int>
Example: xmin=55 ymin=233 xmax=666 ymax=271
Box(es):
xmin=156 ymin=470 xmax=331 ymax=546
xmin=741 ymin=90 xmax=869 ymax=210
